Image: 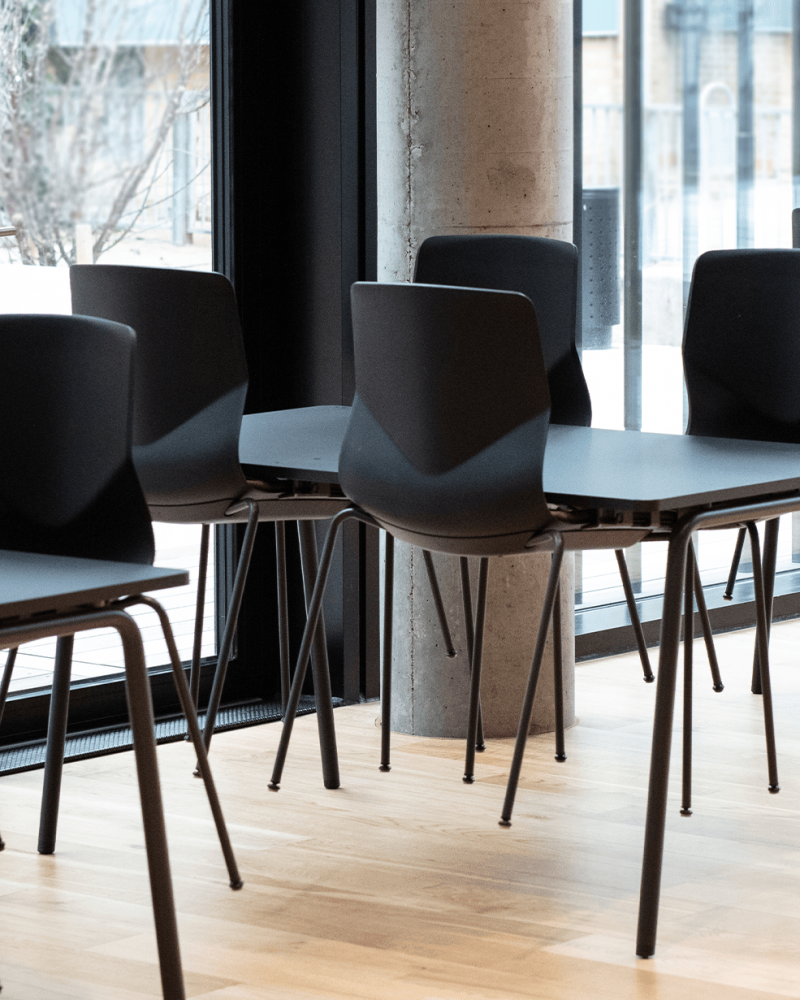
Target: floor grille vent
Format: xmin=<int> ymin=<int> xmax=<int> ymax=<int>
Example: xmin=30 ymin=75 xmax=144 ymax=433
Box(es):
xmin=0 ymin=696 xmax=321 ymax=776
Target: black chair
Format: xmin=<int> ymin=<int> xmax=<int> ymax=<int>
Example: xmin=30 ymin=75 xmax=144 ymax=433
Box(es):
xmin=268 ymin=283 xmax=648 ymax=821
xmin=679 ymin=247 xmax=800 ymax=809
xmin=412 ymin=236 xmax=728 ymax=744
xmin=0 ymin=313 xmax=239 ymax=877
xmin=0 ymin=313 xmax=241 ymax=994
xmin=68 ymin=264 xmax=350 ymax=787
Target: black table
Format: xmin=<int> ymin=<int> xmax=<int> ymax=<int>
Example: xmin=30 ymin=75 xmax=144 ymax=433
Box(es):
xmin=240 ymin=414 xmax=800 ymax=958
xmin=0 ymin=550 xmax=189 ymax=1000
xmin=540 ymin=425 xmax=800 ymax=957
xmin=240 ymin=406 xmax=349 ymax=483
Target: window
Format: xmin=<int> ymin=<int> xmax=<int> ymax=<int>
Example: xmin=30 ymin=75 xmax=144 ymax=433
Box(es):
xmin=578 ymin=0 xmax=800 ymax=626
xmin=0 ymin=0 xmax=213 ymax=705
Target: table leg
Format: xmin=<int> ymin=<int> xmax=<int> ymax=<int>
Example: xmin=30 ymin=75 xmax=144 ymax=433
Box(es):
xmin=636 ymin=527 xmax=690 ymax=958
xmin=116 ymin=611 xmax=185 ymax=1000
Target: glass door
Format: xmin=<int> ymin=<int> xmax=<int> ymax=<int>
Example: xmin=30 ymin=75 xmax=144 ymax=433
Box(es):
xmin=579 ymin=0 xmax=799 ymax=616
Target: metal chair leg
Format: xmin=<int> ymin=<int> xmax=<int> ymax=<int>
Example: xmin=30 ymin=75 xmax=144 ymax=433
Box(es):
xmin=681 ymin=545 xmax=694 ymax=817
xmin=421 ymin=549 xmax=456 ymax=657
xmin=553 ymin=582 xmax=566 ymax=762
xmin=724 ymin=526 xmax=747 ymax=600
xmin=751 ymin=517 xmax=779 ymax=695
xmin=692 ymin=554 xmax=723 ymax=691
xmin=459 ymin=557 xmax=485 ymax=751
xmin=500 ymin=535 xmax=564 ymax=826
xmin=380 ymin=534 xmax=394 ymax=772
xmin=269 ymin=509 xmax=354 ymax=790
xmin=746 ymin=522 xmax=780 ymax=792
xmin=189 ymin=523 xmax=210 ymax=709
xmin=297 ymin=521 xmax=340 ymax=790
xmin=276 ymin=521 xmax=291 ymax=717
xmin=0 ymin=646 xmax=18 ymax=728
xmin=202 ymin=500 xmax=260 ymax=751
xmin=38 ymin=636 xmax=75 ymax=855
xmin=463 ymin=558 xmax=489 ymax=783
xmin=122 ymin=596 xmax=243 ymax=890
xmin=615 ymin=549 xmax=654 ymax=682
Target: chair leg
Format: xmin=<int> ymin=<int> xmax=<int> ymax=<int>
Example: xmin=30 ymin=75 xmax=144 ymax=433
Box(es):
xmin=723 ymin=526 xmax=747 ymax=601
xmin=751 ymin=517 xmax=779 ymax=695
xmin=681 ymin=545 xmax=694 ymax=817
xmin=463 ymin=558 xmax=489 ymax=783
xmin=746 ymin=522 xmax=780 ymax=792
xmin=113 ymin=611 xmax=185 ymax=1000
xmin=459 ymin=557 xmax=485 ymax=751
xmin=380 ymin=533 xmax=394 ymax=772
xmin=38 ymin=636 xmax=75 ymax=855
xmin=421 ymin=549 xmax=456 ymax=657
xmin=615 ymin=549 xmax=654 ymax=682
xmin=0 ymin=646 xmax=18 ymax=728
xmin=500 ymin=536 xmax=564 ymax=827
xmin=276 ymin=521 xmax=291 ymax=718
xmin=202 ymin=501 xmax=260 ymax=751
xmin=553 ymin=582 xmax=566 ymax=762
xmin=122 ymin=595 xmax=243 ymax=890
xmin=189 ymin=524 xmax=210 ymax=710
xmin=692 ymin=554 xmax=724 ymax=692
xmin=269 ymin=509 xmax=353 ymax=790
xmin=297 ymin=521 xmax=340 ymax=790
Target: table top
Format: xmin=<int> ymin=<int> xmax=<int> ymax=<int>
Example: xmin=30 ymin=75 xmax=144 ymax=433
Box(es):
xmin=238 ymin=410 xmax=800 ymax=514
xmin=0 ymin=550 xmax=188 ymax=623
xmin=239 ymin=406 xmax=350 ymax=484
xmin=543 ymin=425 xmax=800 ymax=512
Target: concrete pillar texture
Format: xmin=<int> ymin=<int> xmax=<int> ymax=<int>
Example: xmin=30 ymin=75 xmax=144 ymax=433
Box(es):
xmin=377 ymin=0 xmax=576 ymax=738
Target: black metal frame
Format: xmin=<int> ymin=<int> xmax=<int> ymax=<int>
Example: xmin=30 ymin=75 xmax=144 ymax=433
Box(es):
xmin=636 ymin=493 xmax=795 ymax=958
xmin=210 ymin=0 xmax=379 ymax=711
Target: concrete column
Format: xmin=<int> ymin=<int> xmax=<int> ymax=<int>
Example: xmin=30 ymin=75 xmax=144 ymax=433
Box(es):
xmin=377 ymin=0 xmax=576 ymax=738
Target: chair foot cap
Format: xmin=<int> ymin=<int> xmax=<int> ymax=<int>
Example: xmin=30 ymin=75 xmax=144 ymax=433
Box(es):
xmin=713 ymin=683 xmax=724 ymax=693
xmin=192 ymin=767 xmax=201 ymax=779
xmin=268 ymin=781 xmax=280 ymax=792
xmin=446 ymin=650 xmax=457 ymax=659
xmin=723 ymin=593 xmax=733 ymax=601
xmin=555 ymin=753 xmax=567 ymax=762
xmin=498 ymin=818 xmax=511 ymax=827
xmin=462 ymin=774 xmax=474 ymax=784
xmin=379 ymin=764 xmax=391 ymax=772
xmin=680 ymin=807 xmax=692 ymax=816
xmin=769 ymin=784 xmax=781 ymax=794
xmin=476 ymin=743 xmax=486 ymax=752
xmin=230 ymin=878 xmax=244 ymax=890
xmin=644 ymin=674 xmax=655 ymax=683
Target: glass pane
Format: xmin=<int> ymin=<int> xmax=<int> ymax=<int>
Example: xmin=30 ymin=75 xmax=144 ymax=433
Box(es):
xmin=0 ymin=0 xmax=213 ymax=692
xmin=579 ymin=0 xmax=799 ymax=610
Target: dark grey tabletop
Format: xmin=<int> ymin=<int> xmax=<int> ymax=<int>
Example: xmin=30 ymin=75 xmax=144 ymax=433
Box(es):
xmin=239 ymin=406 xmax=350 ymax=484
xmin=0 ymin=551 xmax=188 ymax=623
xmin=238 ymin=412 xmax=800 ymax=513
xmin=542 ymin=425 xmax=800 ymax=512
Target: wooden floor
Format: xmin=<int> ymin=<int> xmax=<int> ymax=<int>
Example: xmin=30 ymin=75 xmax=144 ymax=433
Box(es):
xmin=3 ymin=622 xmax=800 ymax=999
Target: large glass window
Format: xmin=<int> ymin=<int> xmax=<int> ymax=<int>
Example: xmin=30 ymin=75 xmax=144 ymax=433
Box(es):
xmin=579 ymin=0 xmax=799 ymax=612
xmin=0 ymin=0 xmax=213 ymax=696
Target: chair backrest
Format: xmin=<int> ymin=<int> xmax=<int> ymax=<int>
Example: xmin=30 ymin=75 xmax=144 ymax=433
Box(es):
xmin=0 ymin=314 xmax=154 ymax=564
xmin=413 ymin=234 xmax=591 ymax=426
xmin=684 ymin=249 xmax=800 ymax=442
xmin=341 ymin=283 xmax=553 ymax=555
xmin=70 ymin=265 xmax=249 ymax=506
